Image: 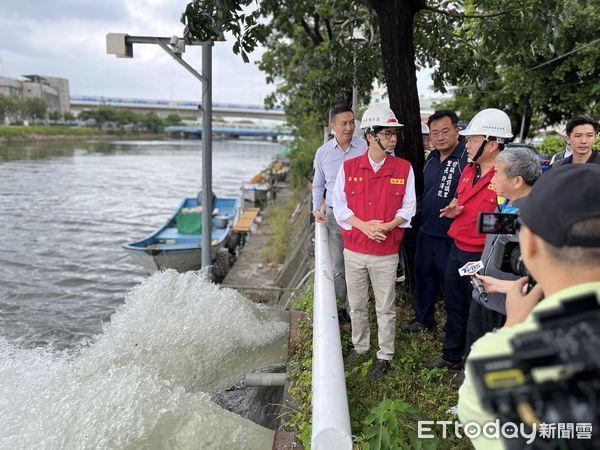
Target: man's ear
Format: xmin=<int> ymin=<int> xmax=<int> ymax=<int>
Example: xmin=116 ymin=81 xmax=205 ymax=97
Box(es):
xmin=513 ymin=176 xmax=524 ymax=190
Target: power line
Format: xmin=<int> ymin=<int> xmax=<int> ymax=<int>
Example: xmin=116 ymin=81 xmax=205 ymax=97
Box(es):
xmin=461 ymin=38 xmax=600 ymax=90
xmin=527 ymin=38 xmax=600 ymax=72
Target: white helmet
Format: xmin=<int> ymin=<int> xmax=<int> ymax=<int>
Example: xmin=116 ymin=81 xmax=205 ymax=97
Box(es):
xmin=459 ymin=108 xmax=513 ymax=141
xmin=360 ymin=104 xmax=403 ymax=130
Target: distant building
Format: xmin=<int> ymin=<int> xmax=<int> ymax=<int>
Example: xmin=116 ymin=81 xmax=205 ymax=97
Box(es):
xmin=0 ymin=74 xmax=70 ymax=115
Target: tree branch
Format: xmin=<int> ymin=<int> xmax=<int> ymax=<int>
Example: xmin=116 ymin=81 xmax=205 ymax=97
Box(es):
xmin=325 ymin=18 xmax=333 ymax=41
xmin=423 ymin=5 xmax=515 ymax=19
xmin=300 ymin=17 xmax=321 ymax=45
xmin=313 ymin=13 xmax=324 ymax=44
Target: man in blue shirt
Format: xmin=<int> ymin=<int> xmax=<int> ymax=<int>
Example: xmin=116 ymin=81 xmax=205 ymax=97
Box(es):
xmin=404 ymin=110 xmax=468 ymax=332
xmin=312 ymin=104 xmax=367 ymax=315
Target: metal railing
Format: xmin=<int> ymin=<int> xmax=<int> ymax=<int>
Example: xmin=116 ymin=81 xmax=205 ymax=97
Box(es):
xmin=311 ymin=223 xmax=352 ymax=449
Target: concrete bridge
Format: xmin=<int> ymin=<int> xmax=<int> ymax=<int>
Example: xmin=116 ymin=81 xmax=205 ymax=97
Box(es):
xmin=70 ymin=95 xmax=287 ymax=122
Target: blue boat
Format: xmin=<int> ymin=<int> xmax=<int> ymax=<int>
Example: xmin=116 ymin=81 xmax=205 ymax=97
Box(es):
xmin=122 ymin=196 xmax=240 ymax=278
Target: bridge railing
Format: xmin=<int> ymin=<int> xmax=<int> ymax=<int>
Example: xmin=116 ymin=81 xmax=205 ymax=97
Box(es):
xmin=311 ymin=223 xmax=352 ymax=449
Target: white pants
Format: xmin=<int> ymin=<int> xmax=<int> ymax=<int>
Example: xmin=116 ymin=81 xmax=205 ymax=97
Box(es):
xmin=344 ymin=249 xmax=399 ymax=360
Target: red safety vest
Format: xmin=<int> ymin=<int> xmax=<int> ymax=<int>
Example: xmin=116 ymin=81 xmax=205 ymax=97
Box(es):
xmin=448 ymin=164 xmax=498 ymax=252
xmin=342 ymin=153 xmax=412 ymax=256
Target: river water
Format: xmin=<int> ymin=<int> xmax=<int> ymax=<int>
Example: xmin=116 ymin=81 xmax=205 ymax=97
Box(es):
xmin=0 ymin=138 xmax=283 ymax=349
xmin=0 ymin=139 xmax=289 ymax=449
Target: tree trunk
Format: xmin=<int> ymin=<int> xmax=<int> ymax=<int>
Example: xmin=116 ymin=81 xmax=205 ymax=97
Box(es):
xmin=368 ymin=0 xmax=426 ymax=301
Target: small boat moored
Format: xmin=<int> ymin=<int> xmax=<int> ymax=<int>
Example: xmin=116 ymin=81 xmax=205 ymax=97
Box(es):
xmin=122 ymin=196 xmax=240 ymax=281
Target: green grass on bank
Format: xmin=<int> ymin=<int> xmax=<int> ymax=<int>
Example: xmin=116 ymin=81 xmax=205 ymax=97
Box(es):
xmin=261 ymin=190 xmax=305 ymax=264
xmin=286 ymin=287 xmax=471 ymax=449
xmin=0 ymin=125 xmax=102 ymax=139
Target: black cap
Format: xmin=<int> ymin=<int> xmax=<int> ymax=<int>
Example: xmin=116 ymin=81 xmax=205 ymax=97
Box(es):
xmin=515 ymin=164 xmax=600 ymax=247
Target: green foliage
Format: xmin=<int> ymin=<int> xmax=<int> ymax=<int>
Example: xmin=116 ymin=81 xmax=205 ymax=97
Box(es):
xmin=292 ymin=284 xmax=314 ymax=315
xmin=285 ymin=289 xmax=471 ymax=449
xmin=0 ymin=95 xmax=51 ymax=123
xmin=184 ymin=0 xmax=382 ymax=133
xmin=259 ymin=1 xmax=382 ymax=129
xmin=49 ymin=110 xmax=61 ymax=121
xmin=286 ymin=120 xmax=323 ymax=189
xmin=183 ymin=0 xmax=600 ymax=142
xmin=284 ymin=300 xmax=314 ymax=448
xmin=261 ymin=194 xmax=298 ymax=263
xmin=539 ymin=134 xmax=565 ymax=157
xmin=181 ymin=1 xmax=268 ymax=63
xmin=165 ymin=113 xmax=183 ymax=126
xmin=0 ymin=94 xmax=20 ymax=120
xmin=430 ymin=0 xmax=600 ymax=136
xmin=0 ymin=125 xmax=100 ymax=139
xmin=21 ymin=97 xmax=47 ymax=120
xmin=78 ymin=106 xmax=167 ymax=132
xmin=356 ymin=397 xmax=439 ymax=450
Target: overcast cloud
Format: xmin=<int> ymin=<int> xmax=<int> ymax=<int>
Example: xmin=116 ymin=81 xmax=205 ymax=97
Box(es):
xmin=0 ymin=1 xmax=434 ymax=106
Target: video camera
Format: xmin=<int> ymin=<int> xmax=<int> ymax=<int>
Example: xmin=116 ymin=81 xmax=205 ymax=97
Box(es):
xmin=478 ymin=212 xmax=529 ymax=277
xmin=469 ymin=293 xmax=600 ymax=449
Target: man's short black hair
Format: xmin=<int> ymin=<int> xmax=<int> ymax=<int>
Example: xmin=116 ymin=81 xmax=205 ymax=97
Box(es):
xmin=329 ymin=104 xmax=354 ymax=123
xmin=427 ymin=110 xmax=459 ymax=128
xmin=565 ymin=115 xmax=599 ymax=136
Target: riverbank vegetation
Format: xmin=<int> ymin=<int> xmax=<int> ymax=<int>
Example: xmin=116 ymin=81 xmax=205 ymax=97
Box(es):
xmin=77 ymin=106 xmax=183 ymax=133
xmin=287 ymin=289 xmax=469 ymax=449
xmin=261 ymin=194 xmax=299 ymax=264
xmin=0 ymin=125 xmax=101 ymax=139
xmin=0 ymin=124 xmax=166 ymax=145
xmin=0 ymin=95 xmax=183 ymax=143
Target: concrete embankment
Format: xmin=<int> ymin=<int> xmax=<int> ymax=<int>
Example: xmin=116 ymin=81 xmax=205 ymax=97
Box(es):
xmin=223 ymin=180 xmax=313 ymax=309
xmin=220 ymin=179 xmax=314 ymax=449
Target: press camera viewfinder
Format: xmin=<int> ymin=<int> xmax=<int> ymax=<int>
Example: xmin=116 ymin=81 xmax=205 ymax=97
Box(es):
xmin=478 ymin=212 xmax=519 ymax=235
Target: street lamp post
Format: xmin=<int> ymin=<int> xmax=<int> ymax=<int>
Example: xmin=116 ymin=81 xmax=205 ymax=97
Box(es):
xmin=348 ymin=27 xmax=371 ymax=116
xmin=106 ymin=33 xmax=215 ymax=276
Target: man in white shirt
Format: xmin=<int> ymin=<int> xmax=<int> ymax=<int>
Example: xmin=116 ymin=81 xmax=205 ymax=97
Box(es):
xmin=312 ymin=104 xmax=367 ymax=316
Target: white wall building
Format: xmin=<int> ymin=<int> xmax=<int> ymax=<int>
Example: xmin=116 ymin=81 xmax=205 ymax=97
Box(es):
xmin=0 ymin=74 xmax=70 ymax=115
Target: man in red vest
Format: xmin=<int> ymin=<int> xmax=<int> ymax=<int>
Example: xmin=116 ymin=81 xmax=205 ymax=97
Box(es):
xmin=332 ymin=104 xmax=416 ymax=378
xmin=424 ymin=108 xmax=513 ymax=374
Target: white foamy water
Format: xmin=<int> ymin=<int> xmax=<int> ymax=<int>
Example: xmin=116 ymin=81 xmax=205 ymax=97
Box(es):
xmin=0 ymin=271 xmax=289 ymax=449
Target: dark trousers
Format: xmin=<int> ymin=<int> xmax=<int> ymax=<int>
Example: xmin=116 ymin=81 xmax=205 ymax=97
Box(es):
xmin=442 ymin=243 xmax=481 ymax=363
xmin=464 ymin=301 xmax=506 ymax=360
xmin=414 ymin=232 xmax=453 ymax=327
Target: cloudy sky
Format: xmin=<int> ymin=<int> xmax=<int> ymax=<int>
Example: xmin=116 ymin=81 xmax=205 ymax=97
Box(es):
xmin=0 ymin=0 xmax=434 ymax=106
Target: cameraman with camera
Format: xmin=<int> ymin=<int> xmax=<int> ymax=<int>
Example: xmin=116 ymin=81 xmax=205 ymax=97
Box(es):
xmin=458 ymin=164 xmax=600 ymax=449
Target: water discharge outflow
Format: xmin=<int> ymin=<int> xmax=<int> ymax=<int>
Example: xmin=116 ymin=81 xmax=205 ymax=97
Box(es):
xmin=0 ymin=271 xmax=288 ymax=449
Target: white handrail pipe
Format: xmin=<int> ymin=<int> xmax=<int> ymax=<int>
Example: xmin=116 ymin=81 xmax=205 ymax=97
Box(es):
xmin=311 ymin=223 xmax=352 ymax=449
